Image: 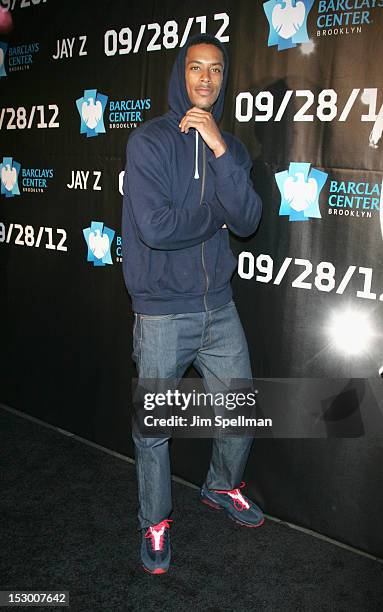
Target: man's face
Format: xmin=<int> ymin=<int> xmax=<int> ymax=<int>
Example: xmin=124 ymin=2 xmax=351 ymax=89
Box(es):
xmin=184 ymin=43 xmax=224 ymax=111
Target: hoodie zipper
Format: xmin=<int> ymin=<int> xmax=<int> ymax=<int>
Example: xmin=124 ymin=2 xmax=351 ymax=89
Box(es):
xmin=199 ymin=139 xmax=209 ymax=312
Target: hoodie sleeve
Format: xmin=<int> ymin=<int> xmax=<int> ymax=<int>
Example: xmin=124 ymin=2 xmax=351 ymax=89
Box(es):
xmin=208 ymin=137 xmax=262 ymax=237
xmin=124 ymin=130 xmax=226 ymax=251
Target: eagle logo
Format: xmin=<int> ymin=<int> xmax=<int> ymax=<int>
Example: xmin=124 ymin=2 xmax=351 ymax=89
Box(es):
xmin=0 ymin=42 xmax=7 ymax=78
xmin=283 ymin=172 xmax=318 ymax=212
xmin=76 ymin=89 xmax=108 ymax=137
xmin=89 ymin=228 xmax=110 ymax=260
xmin=81 ymin=98 xmax=103 ymax=130
xmin=275 ymin=162 xmax=328 ymax=221
xmin=272 ymin=0 xmax=306 ymax=40
xmin=0 ymin=157 xmax=20 ymax=197
xmin=263 ymin=0 xmax=314 ymax=51
xmin=1 ymin=163 xmax=17 ymax=192
xmin=83 ymin=221 xmax=115 ymax=266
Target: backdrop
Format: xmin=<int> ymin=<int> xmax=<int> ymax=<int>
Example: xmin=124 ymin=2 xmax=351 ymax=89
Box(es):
xmin=1 ymin=0 xmax=382 ymax=557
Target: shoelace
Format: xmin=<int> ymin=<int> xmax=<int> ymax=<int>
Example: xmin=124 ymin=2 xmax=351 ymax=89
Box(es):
xmin=212 ymin=481 xmax=250 ymax=512
xmin=145 ymin=519 xmax=173 ymax=551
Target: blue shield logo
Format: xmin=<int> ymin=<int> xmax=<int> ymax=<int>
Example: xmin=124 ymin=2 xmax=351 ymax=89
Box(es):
xmin=275 ymin=162 xmax=328 ymax=221
xmin=0 ymin=156 xmax=21 ymax=198
xmin=76 ymin=89 xmax=108 ymax=137
xmin=0 ymin=42 xmax=8 ymax=78
xmin=83 ymin=221 xmax=115 ymax=266
xmin=263 ymin=0 xmax=314 ymax=51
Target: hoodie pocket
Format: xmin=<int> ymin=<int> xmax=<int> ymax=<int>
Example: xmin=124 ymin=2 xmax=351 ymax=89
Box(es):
xmin=157 ymin=246 xmax=205 ymax=295
xmin=214 ymin=229 xmax=237 ymax=289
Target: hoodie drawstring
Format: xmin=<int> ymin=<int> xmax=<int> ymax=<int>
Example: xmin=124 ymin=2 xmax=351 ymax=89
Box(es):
xmin=194 ymin=129 xmax=199 ymax=180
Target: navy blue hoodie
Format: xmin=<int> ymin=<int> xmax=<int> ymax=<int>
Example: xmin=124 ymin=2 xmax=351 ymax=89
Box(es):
xmin=122 ymin=34 xmax=262 ymax=315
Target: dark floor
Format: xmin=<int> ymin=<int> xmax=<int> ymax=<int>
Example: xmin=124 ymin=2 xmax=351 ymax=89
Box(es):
xmin=1 ymin=407 xmax=382 ymax=612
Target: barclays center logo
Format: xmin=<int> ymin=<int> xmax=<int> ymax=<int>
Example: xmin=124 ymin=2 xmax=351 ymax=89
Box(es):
xmin=0 ymin=157 xmax=20 ymax=198
xmin=76 ymin=88 xmax=150 ymax=135
xmin=83 ymin=221 xmax=115 ymax=266
xmin=0 ymin=41 xmax=40 ymax=77
xmin=0 ymin=42 xmax=8 ymax=78
xmin=1 ymin=157 xmax=54 ymax=195
xmin=263 ymin=0 xmax=314 ymax=50
xmin=76 ymin=89 xmax=108 ymax=137
xmin=275 ymin=162 xmax=328 ymax=221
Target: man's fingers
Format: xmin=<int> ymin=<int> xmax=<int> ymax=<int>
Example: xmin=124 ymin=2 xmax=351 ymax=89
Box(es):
xmin=183 ymin=113 xmax=210 ymax=124
xmin=178 ymin=109 xmax=224 ymax=155
xmin=185 ymin=107 xmax=210 ymax=117
xmin=179 ymin=109 xmax=212 ymax=129
xmin=179 ymin=116 xmax=207 ymax=133
xmin=182 ymin=117 xmax=206 ymax=127
xmin=180 ymin=114 xmax=209 ymax=128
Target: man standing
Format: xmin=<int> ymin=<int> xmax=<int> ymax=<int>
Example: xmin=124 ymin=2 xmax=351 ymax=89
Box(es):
xmin=122 ymin=33 xmax=263 ymax=575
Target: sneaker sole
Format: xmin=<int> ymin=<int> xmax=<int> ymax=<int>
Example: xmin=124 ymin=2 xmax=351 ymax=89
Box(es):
xmin=200 ymin=497 xmax=224 ymax=511
xmin=201 ymin=495 xmax=265 ymax=528
xmin=228 ymin=513 xmax=265 ymax=528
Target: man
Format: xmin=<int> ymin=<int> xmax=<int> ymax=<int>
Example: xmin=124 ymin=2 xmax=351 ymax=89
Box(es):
xmin=122 ymin=33 xmax=263 ymax=575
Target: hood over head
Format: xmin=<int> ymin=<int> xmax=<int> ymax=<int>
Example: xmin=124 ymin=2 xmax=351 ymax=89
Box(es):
xmin=168 ymin=33 xmax=229 ymax=124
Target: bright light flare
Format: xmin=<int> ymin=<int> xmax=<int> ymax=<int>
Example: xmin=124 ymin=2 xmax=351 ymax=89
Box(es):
xmin=327 ymin=309 xmax=374 ymax=356
xmin=300 ymin=40 xmax=315 ymax=55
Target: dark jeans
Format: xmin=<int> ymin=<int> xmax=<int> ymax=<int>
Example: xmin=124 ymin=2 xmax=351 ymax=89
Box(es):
xmin=131 ymin=299 xmax=254 ymax=530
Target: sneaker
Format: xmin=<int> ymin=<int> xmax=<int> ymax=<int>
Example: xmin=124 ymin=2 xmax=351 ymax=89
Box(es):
xmin=200 ymin=481 xmax=264 ymax=528
xmin=141 ymin=519 xmax=173 ymax=574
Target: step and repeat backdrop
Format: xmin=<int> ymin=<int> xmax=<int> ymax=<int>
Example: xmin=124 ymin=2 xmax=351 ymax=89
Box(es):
xmin=1 ymin=0 xmax=383 ymax=556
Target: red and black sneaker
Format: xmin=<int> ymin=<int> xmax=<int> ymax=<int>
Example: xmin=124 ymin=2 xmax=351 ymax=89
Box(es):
xmin=200 ymin=481 xmax=264 ymax=528
xmin=141 ymin=519 xmax=173 ymax=574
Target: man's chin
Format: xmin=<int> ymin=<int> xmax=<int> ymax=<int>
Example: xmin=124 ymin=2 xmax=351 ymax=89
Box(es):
xmin=195 ymin=102 xmax=213 ymax=112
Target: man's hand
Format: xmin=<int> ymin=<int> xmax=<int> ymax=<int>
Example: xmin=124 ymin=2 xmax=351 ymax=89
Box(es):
xmin=179 ymin=107 xmax=227 ymax=158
